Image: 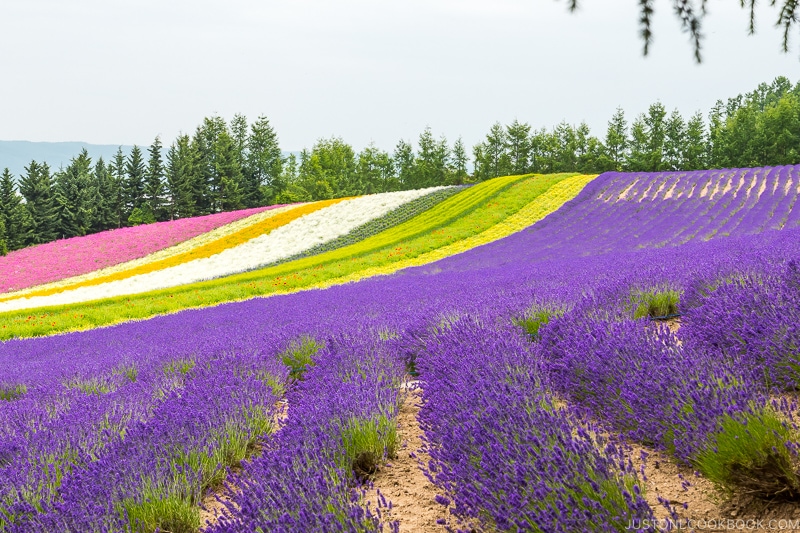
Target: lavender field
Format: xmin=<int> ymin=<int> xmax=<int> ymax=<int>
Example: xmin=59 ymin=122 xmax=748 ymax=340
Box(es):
xmin=2 ymin=166 xmax=800 ymax=532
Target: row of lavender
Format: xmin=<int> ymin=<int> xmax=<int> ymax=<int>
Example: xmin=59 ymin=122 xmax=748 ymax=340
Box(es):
xmin=1 ymin=166 xmax=799 ymax=530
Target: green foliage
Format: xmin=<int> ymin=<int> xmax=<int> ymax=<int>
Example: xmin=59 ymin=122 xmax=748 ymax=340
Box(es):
xmin=18 ymin=160 xmax=58 ymax=245
xmin=127 ymin=205 xmax=156 ymax=226
xmin=280 ymin=336 xmax=323 ymax=381
xmin=514 ymin=306 xmax=563 ymax=339
xmin=630 ymin=288 xmax=680 ymax=319
xmin=124 ymin=145 xmax=147 ymax=217
xmin=114 ymin=363 xmax=138 ymax=383
xmin=0 ymin=218 xmax=7 ymax=257
xmin=164 ymin=358 xmax=196 ymax=377
xmin=245 ymin=115 xmax=283 ymax=206
xmin=0 ymin=383 xmax=26 ymax=401
xmin=695 ymin=409 xmax=800 ymax=498
xmin=144 ymin=136 xmax=166 ymax=221
xmin=164 ymin=136 xmax=196 ymax=220
xmin=63 ymin=375 xmax=112 ymax=395
xmin=54 ymin=148 xmax=97 ymax=238
xmin=338 ymin=415 xmax=397 ymax=479
xmin=119 ymin=489 xmax=200 ymax=533
xmin=0 ymin=168 xmax=29 ymax=250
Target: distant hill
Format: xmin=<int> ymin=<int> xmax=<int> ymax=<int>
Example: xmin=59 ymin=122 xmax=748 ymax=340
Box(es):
xmin=0 ymin=141 xmax=301 ymax=182
xmin=0 ymin=141 xmax=136 ymax=181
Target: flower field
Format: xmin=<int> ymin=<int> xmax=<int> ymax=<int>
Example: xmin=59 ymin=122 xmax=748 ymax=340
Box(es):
xmin=0 ymin=207 xmax=275 ymax=295
xmin=0 ymin=188 xmax=445 ymax=313
xmin=2 ymin=166 xmax=800 ymax=531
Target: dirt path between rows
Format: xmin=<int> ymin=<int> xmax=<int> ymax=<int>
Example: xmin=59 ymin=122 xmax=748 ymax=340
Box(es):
xmin=368 ymin=385 xmax=451 ymax=532
xmin=638 ymin=444 xmax=800 ymax=531
xmin=199 ymin=399 xmax=289 ymax=530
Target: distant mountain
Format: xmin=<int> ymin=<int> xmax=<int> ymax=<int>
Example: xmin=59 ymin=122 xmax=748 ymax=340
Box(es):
xmin=0 ymin=141 xmax=136 ymax=181
xmin=0 ymin=141 xmax=301 ymax=182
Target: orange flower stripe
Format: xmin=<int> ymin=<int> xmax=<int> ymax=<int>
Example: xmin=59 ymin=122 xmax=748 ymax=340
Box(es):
xmin=11 ymin=198 xmax=345 ymax=300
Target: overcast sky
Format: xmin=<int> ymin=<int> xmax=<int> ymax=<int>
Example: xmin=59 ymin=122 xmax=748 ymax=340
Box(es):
xmin=0 ymin=0 xmax=797 ymax=152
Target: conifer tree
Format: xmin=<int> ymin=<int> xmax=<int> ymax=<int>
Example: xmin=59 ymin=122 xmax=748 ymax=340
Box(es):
xmin=213 ymin=130 xmax=245 ymax=211
xmin=0 ymin=168 xmax=29 ymax=250
xmin=604 ymin=108 xmax=629 ymax=171
xmin=145 ymin=137 xmax=166 ymax=221
xmin=19 ymin=161 xmax=58 ymax=244
xmin=93 ymin=157 xmax=122 ymax=232
xmin=449 ymin=137 xmax=470 ymax=184
xmin=506 ymin=120 xmax=532 ymax=175
xmin=54 ymin=148 xmax=96 ymax=238
xmin=393 ymin=140 xmax=416 ymax=190
xmin=245 ymin=115 xmax=282 ymax=206
xmin=124 ymin=145 xmax=146 ymax=218
xmin=0 ymin=218 xmax=7 ymax=256
xmin=109 ymin=148 xmax=127 ymax=228
xmin=165 ymin=136 xmax=195 ymax=219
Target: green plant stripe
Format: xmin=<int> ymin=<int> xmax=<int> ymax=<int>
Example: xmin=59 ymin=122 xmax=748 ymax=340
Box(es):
xmin=260 ymin=173 xmax=532 ymax=274
xmin=0 ymin=174 xmax=574 ymax=339
xmin=266 ymin=186 xmax=465 ymax=269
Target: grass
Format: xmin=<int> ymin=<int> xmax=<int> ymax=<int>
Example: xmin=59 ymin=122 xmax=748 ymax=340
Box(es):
xmin=514 ymin=305 xmax=564 ymax=339
xmin=280 ymin=335 xmax=323 ymax=382
xmin=630 ymin=288 xmax=680 ymax=319
xmin=63 ymin=376 xmax=112 ymax=395
xmin=338 ymin=414 xmax=398 ymax=480
xmin=119 ymin=482 xmax=201 ymax=533
xmin=119 ymin=406 xmax=275 ymax=533
xmin=694 ymin=408 xmax=800 ymax=499
xmin=0 ymin=383 xmax=26 ymax=401
xmin=0 ymin=173 xmax=595 ymax=339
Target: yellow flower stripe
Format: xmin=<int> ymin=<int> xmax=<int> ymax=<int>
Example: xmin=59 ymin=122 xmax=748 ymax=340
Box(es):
xmin=4 ymin=199 xmax=343 ymax=301
xmin=0 ymin=205 xmax=300 ymax=302
xmin=299 ymin=174 xmax=596 ymax=288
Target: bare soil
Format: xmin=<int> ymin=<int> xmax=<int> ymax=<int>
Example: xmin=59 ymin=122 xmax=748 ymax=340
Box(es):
xmin=199 ymin=399 xmax=289 ymax=531
xmin=368 ymin=384 xmax=452 ymax=532
xmin=637 ymin=445 xmax=800 ymax=531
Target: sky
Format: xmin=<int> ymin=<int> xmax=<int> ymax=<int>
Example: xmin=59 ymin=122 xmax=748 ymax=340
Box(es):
xmin=0 ymin=0 xmax=797 ymax=153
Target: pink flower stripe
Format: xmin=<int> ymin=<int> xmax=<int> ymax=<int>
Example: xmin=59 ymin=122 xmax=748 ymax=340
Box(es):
xmin=0 ymin=207 xmax=275 ymax=293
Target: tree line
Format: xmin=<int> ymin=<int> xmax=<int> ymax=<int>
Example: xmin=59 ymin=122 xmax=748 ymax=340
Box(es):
xmin=0 ymin=76 xmax=798 ymax=255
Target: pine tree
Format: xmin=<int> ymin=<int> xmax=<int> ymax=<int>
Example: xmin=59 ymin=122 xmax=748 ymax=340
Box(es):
xmin=506 ymin=120 xmax=532 ymax=175
xmin=230 ymin=113 xmax=249 ymax=167
xmin=626 ymin=116 xmax=649 ymax=172
xmin=393 ymin=140 xmax=416 ymax=190
xmin=604 ymin=107 xmax=629 ymax=171
xmin=683 ymin=112 xmax=709 ymax=170
xmin=213 ymin=129 xmax=245 ymax=211
xmin=663 ymin=109 xmax=687 ymax=171
xmin=0 ymin=218 xmax=7 ymax=256
xmin=165 ymin=136 xmax=195 ymax=219
xmin=145 ymin=137 xmax=166 ymax=221
xmin=93 ymin=157 xmax=121 ymax=232
xmin=449 ymin=137 xmax=470 ymax=184
xmin=191 ymin=117 xmax=228 ymax=214
xmin=54 ymin=148 xmax=96 ymax=238
xmin=354 ymin=144 xmax=396 ymax=194
xmin=245 ymin=116 xmax=282 ymax=206
xmin=109 ymin=148 xmax=127 ymax=228
xmin=643 ymin=102 xmax=667 ymax=171
xmin=0 ymin=169 xmax=29 ymax=250
xmin=415 ymin=127 xmax=449 ymax=188
xmin=124 ymin=145 xmax=146 ymax=219
xmin=477 ymin=122 xmax=511 ymax=179
xmin=19 ymin=161 xmax=58 ymax=244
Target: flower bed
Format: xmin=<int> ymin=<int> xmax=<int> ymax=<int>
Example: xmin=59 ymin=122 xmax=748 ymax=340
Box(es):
xmin=0 ymin=207 xmax=273 ymax=294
